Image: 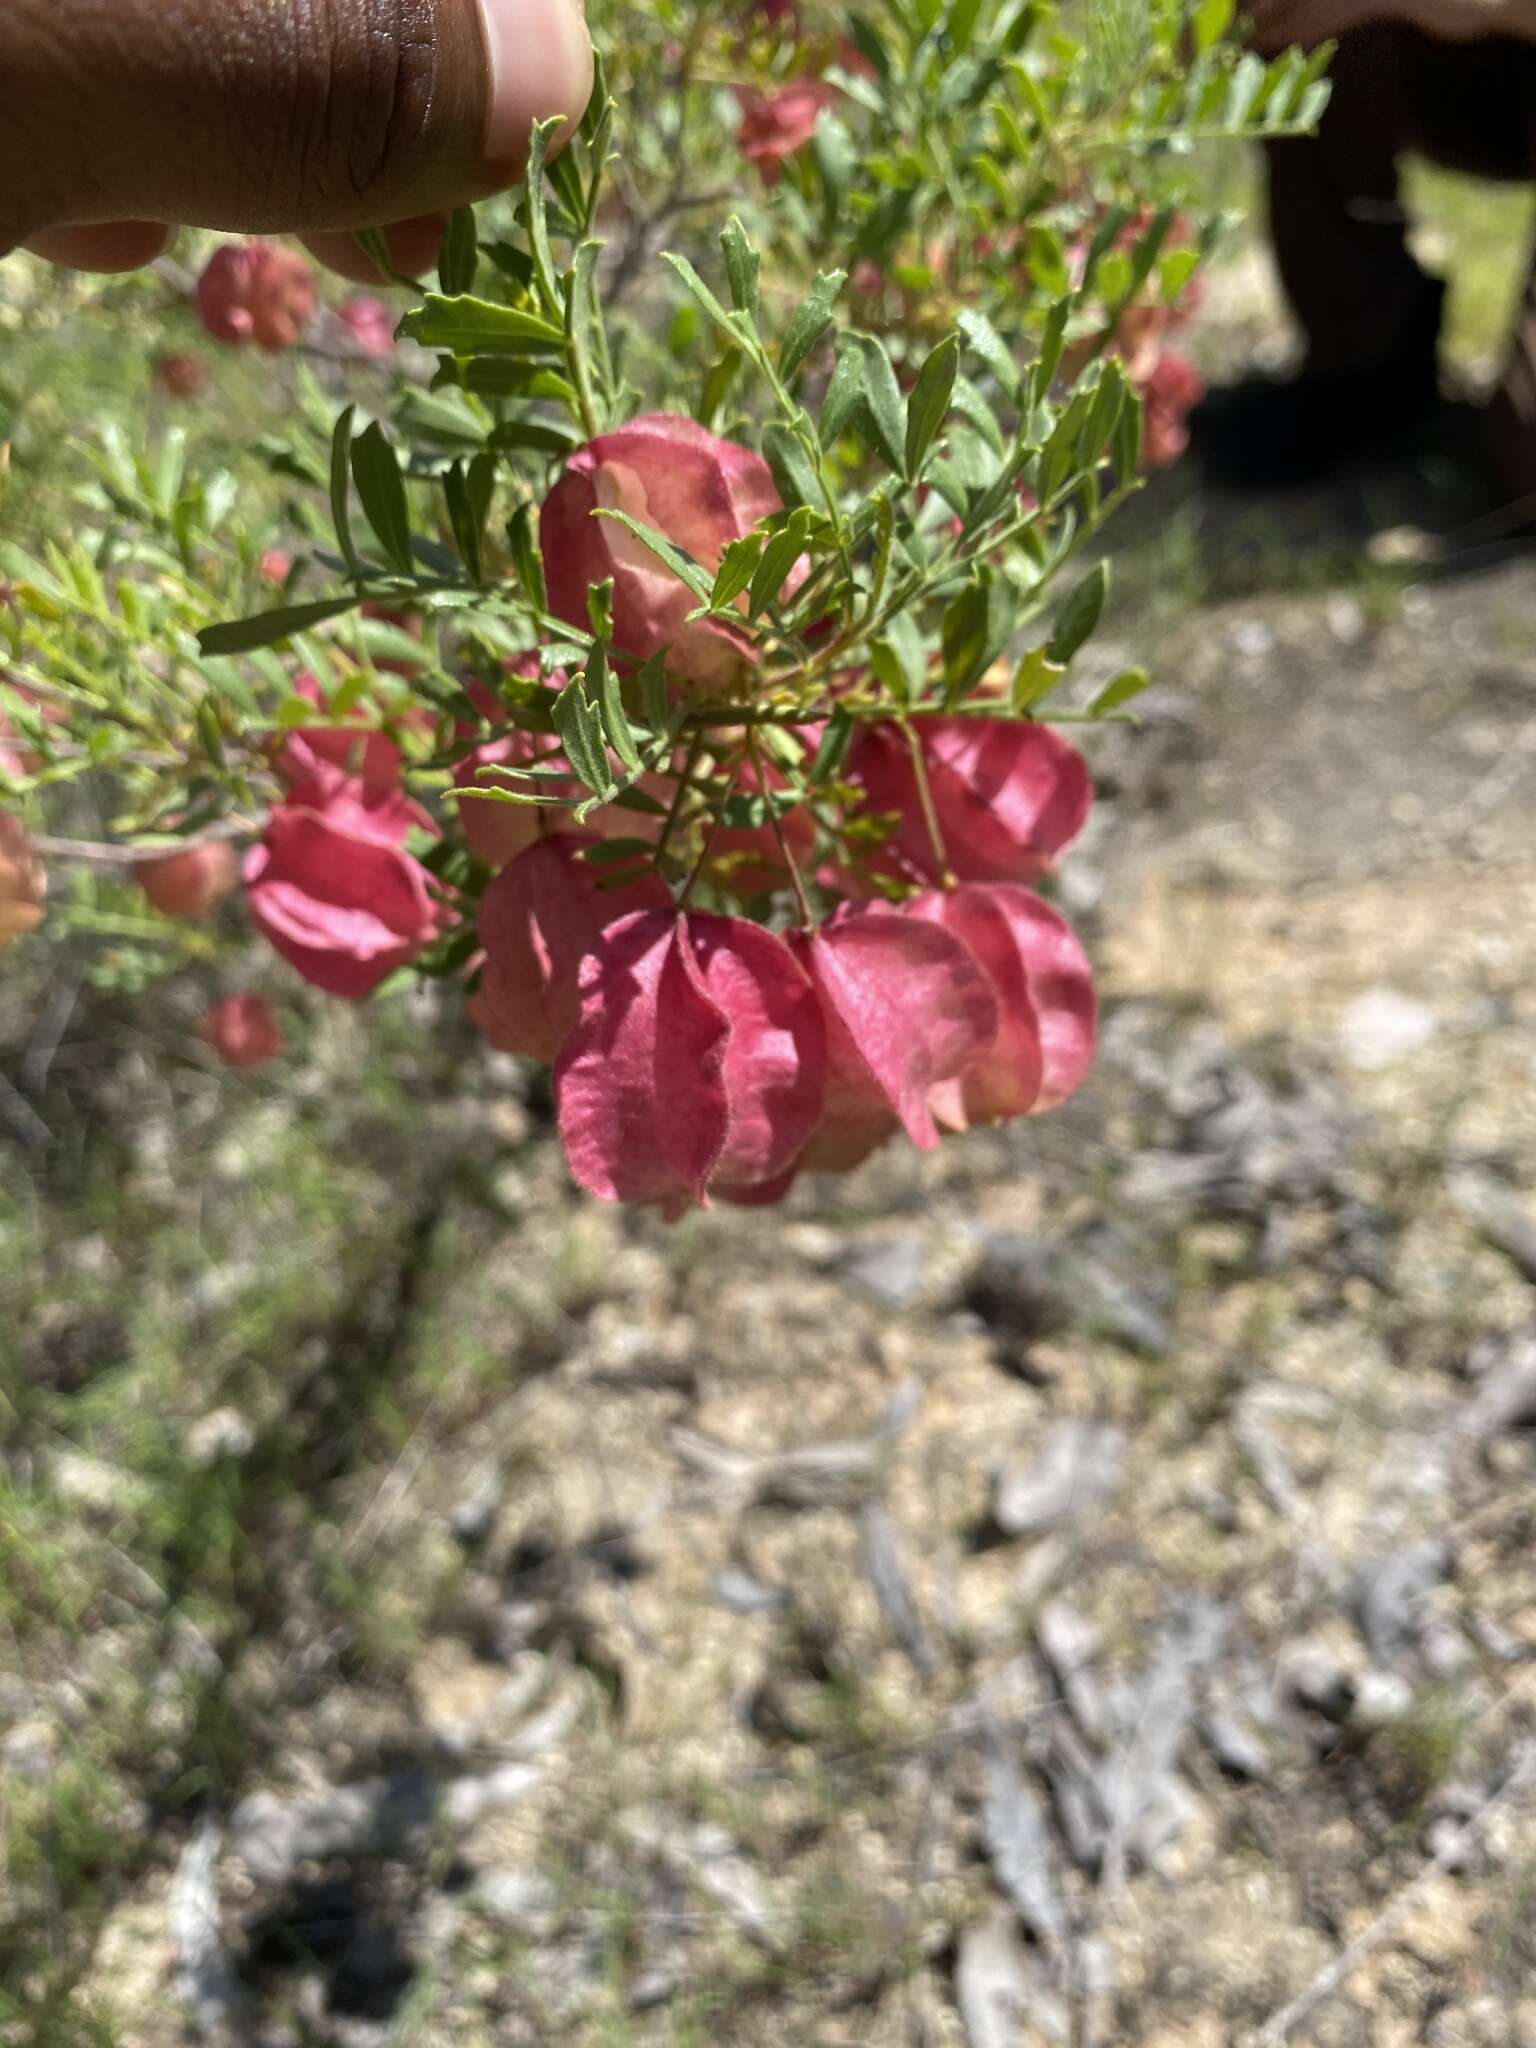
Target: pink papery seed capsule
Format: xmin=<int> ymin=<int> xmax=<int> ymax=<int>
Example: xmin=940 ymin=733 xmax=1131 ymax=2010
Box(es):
xmin=908 ymin=881 xmax=1096 ymax=1129
xmin=554 ymin=911 xmax=826 ymax=1216
xmin=790 ymin=903 xmax=998 ymax=1172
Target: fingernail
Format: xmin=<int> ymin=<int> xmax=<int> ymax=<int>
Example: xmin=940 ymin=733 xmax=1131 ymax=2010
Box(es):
xmin=478 ymin=0 xmax=594 ymax=171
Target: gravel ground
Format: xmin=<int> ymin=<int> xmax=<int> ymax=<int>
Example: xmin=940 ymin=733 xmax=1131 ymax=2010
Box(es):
xmin=8 ymin=422 xmax=1536 ymax=2048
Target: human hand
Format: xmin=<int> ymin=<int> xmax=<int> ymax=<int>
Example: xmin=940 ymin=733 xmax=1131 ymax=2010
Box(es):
xmin=0 ymin=0 xmax=593 ymax=276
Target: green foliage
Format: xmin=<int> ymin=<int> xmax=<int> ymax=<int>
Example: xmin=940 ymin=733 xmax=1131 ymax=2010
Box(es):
xmin=0 ymin=0 xmax=1331 ymax=964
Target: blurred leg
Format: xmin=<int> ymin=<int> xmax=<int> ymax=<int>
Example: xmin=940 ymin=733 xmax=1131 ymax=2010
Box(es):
xmin=1443 ymin=45 xmax=1536 ymax=504
xmin=1264 ymin=26 xmax=1431 ymax=375
xmin=1198 ymin=30 xmax=1536 ymax=486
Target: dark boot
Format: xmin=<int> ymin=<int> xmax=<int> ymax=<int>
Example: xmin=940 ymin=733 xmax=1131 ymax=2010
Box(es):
xmin=1191 ymin=277 xmax=1446 ymax=489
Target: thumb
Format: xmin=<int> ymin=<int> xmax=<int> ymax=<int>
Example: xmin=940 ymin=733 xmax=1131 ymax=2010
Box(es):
xmin=0 ymin=0 xmax=592 ymax=264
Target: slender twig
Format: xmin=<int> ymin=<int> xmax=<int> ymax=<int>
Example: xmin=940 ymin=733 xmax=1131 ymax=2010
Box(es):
xmin=651 ymin=726 xmax=707 ymax=876
xmin=749 ymin=727 xmax=815 ymax=930
xmin=1252 ymin=1689 xmax=1536 ymax=2046
xmin=899 ymin=719 xmax=954 ymax=886
xmin=30 ymin=823 xmax=250 ymax=865
xmin=678 ymin=752 xmax=743 ymax=908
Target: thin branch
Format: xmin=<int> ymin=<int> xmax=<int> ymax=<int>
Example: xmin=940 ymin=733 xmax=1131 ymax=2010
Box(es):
xmin=1252 ymin=1692 xmax=1536 ymax=2046
xmin=30 ymin=823 xmax=250 ymax=866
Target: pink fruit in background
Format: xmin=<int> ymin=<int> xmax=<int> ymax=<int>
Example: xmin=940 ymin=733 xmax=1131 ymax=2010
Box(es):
xmin=1138 ymin=349 xmax=1206 ymax=471
xmin=197 ymin=241 xmax=316 ymax=352
xmin=0 ymin=684 xmax=60 ymax=780
xmin=0 ymin=811 xmax=45 ymax=952
xmin=154 ymin=352 xmax=208 ymax=398
xmin=134 ymin=841 xmax=238 ymax=920
xmin=542 ymin=413 xmax=787 ymax=691
xmin=337 ymin=295 xmax=397 ymax=357
xmin=735 ymin=81 xmax=833 ymax=181
xmin=245 ymin=783 xmax=441 ymax=1000
xmin=268 ymin=672 xmax=420 ymax=815
xmin=203 ymin=994 xmax=282 ymax=1069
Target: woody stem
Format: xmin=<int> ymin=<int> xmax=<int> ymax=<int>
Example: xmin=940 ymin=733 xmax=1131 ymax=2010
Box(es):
xmin=652 ymin=727 xmax=707 ymax=877
xmin=677 ymin=753 xmax=743 ymax=909
xmin=901 ymin=720 xmax=956 ymax=888
xmin=748 ymin=729 xmax=816 ymax=932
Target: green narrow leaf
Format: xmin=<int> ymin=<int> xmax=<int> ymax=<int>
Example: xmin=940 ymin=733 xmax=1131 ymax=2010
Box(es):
xmin=580 ymin=836 xmax=659 ymax=867
xmin=400 ymin=294 xmax=565 ymax=355
xmin=566 ymin=236 xmax=612 ymax=430
xmin=947 ymin=0 xmax=986 ymax=51
xmin=844 ymin=334 xmax=906 ymax=474
xmin=197 ymin=597 xmax=361 ymax=657
xmin=905 ymin=332 xmax=960 ymax=481
xmin=637 ymin=652 xmax=669 ymax=736
xmin=1025 ymin=224 xmax=1069 ymax=300
xmin=941 ymin=572 xmax=1017 ymax=699
xmin=810 ymin=115 xmax=857 ymax=215
xmin=869 ymin=611 xmax=927 ymax=705
xmin=1293 ymin=78 xmax=1330 ymax=130
xmin=1010 ymin=58 xmax=1051 ymax=130
xmin=579 ymin=49 xmax=610 ymax=140
xmin=508 ymin=499 xmax=546 ymax=609
xmin=1094 ymin=250 xmax=1133 ymax=307
xmin=763 ymin=421 xmax=822 ymax=509
xmin=1083 ymin=359 xmax=1127 ymax=462
xmin=443 ymin=462 xmax=484 ymax=583
xmin=867 ymin=489 xmax=895 ymax=614
xmin=1159 ymin=247 xmax=1200 ymax=304
xmin=660 ymin=252 xmax=743 ymax=350
xmin=953 ymin=374 xmax=1005 ymax=454
xmin=591 ymin=640 xmax=644 ymax=776
xmin=1010 ymin=644 xmax=1068 ymax=710
xmin=488 ymin=417 xmax=580 ymax=457
xmin=439 ymin=208 xmax=479 ymax=296
xmin=779 ymin=270 xmax=847 ymax=382
xmin=196 ymin=698 xmax=227 ymax=769
xmin=1087 ymin=666 xmax=1149 ymax=717
xmin=720 ymin=217 xmax=761 ymax=320
xmin=586 ymin=576 xmax=614 ymax=640
xmin=482 ymin=239 xmax=535 ymax=289
xmin=1048 ymin=560 xmax=1110 ymax=664
xmin=547 ymin=141 xmax=587 ymax=226
xmin=819 ymin=340 xmax=866 ymax=449
xmin=710 ymin=530 xmax=768 ymax=611
xmin=1192 ymin=0 xmax=1234 ymax=51
xmin=1112 ymin=390 xmax=1143 ymax=484
xmin=747 ymin=508 xmax=816 ymax=620
xmin=351 ymin=422 xmax=414 ymax=575
xmin=971 ymin=152 xmax=1012 ymax=210
xmin=807 ymin=707 xmax=855 ymax=781
xmin=524 ymin=116 xmax=563 ymax=312
xmin=351 ymin=227 xmax=399 ymax=281
xmin=593 ymin=509 xmax=713 ymax=604
xmin=699 ymin=346 xmax=743 ymax=429
xmin=552 ymin=673 xmax=616 ymax=797
xmin=1123 ymin=207 xmax=1176 ymax=301
xmin=1225 ymin=49 xmax=1267 ymax=127
xmin=1030 ymin=296 xmax=1071 ymax=403
xmin=957 ymin=310 xmax=1021 ymax=401
xmin=330 ymin=405 xmax=359 ymax=575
